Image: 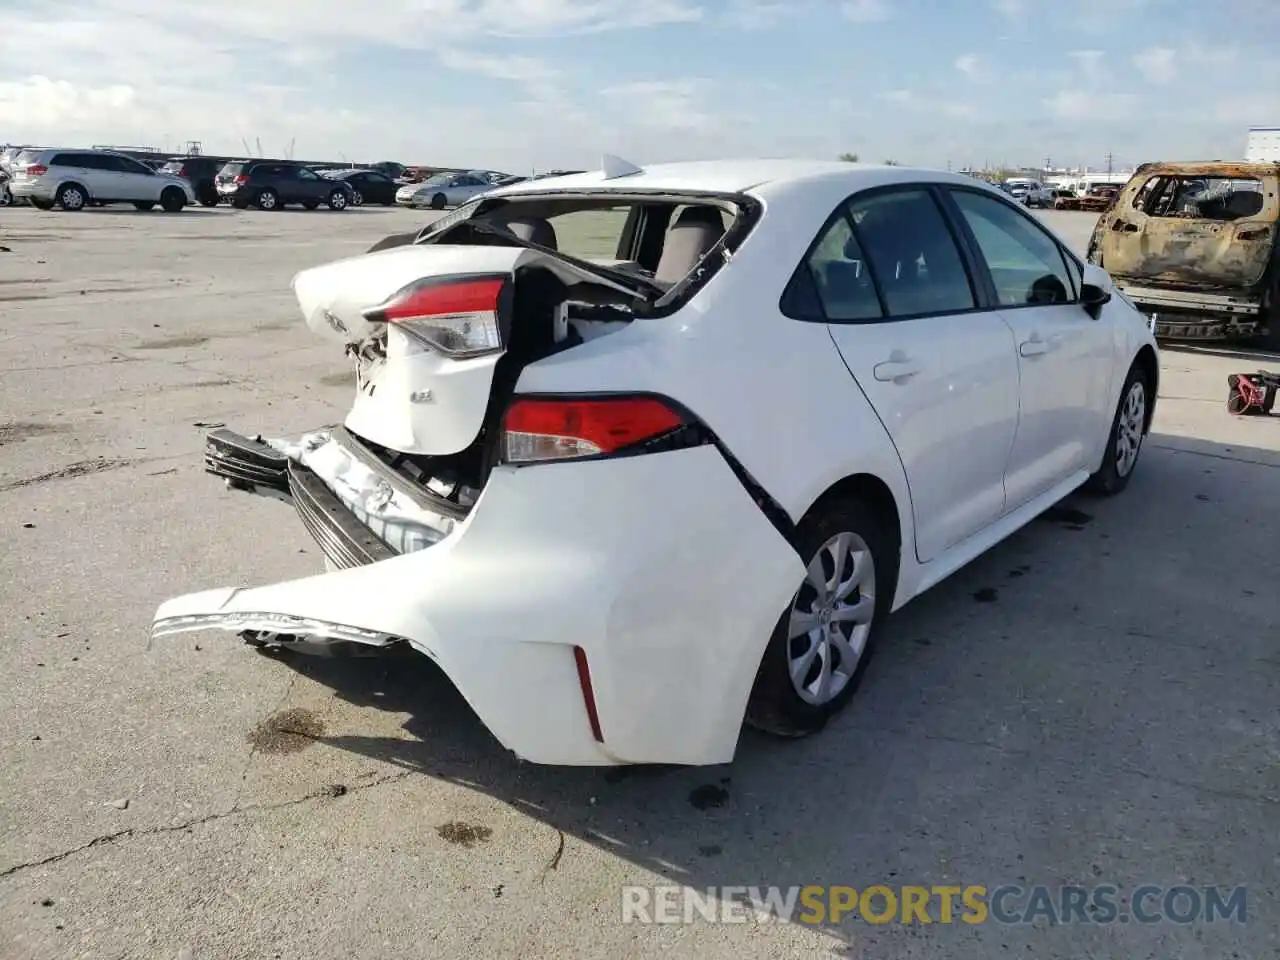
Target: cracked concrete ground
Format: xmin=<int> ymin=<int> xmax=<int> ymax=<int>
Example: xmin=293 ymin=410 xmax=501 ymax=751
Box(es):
xmin=0 ymin=205 xmax=1276 ymax=959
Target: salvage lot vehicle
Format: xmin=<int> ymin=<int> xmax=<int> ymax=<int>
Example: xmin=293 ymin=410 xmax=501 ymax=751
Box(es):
xmin=7 ymin=147 xmax=196 ymax=211
xmin=396 ymin=171 xmax=495 ymax=209
xmin=216 ymin=160 xmax=356 ymax=211
xmin=153 ymin=158 xmax=1159 ymax=767
xmin=320 ymin=168 xmax=399 ymax=206
xmin=1087 ymin=161 xmax=1280 ymax=346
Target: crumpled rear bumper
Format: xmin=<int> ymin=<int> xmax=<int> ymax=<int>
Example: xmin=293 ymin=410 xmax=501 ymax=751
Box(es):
xmin=155 ymin=439 xmax=803 ymax=766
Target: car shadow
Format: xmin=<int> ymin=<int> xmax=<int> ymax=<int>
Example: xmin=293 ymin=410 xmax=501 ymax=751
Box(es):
xmin=262 ymin=433 xmax=1277 ymax=949
xmin=86 ymin=208 xmax=220 ymax=216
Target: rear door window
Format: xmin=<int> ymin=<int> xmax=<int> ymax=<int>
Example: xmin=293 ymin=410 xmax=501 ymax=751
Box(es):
xmin=847 ymin=189 xmax=977 ymax=318
xmin=546 ymin=206 xmax=632 ymax=261
xmin=796 ymin=212 xmax=883 ymax=322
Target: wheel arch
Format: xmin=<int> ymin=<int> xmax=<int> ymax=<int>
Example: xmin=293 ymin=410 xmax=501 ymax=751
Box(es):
xmin=56 ymin=179 xmax=90 ymax=200
xmin=1132 ymin=344 xmax=1158 ymax=433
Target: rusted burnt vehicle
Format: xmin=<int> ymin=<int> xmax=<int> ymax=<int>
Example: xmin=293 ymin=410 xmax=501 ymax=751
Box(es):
xmin=1077 ymin=186 xmax=1118 ymax=213
xmin=1087 ymin=161 xmax=1280 ymax=346
xmin=1053 ymin=189 xmax=1080 ymax=210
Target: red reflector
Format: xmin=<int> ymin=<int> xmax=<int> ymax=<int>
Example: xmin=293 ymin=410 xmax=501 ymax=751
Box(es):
xmin=503 ymin=396 xmax=685 ymax=458
xmin=379 ymin=277 xmax=505 ymax=322
xmin=27 ymin=164 xmax=48 ymax=176
xmin=573 ymin=646 xmax=604 ymax=742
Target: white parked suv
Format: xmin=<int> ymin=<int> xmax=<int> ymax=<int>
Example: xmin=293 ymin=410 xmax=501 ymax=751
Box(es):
xmin=7 ymin=148 xmax=196 ymax=211
xmin=153 ymin=158 xmax=1158 ymax=766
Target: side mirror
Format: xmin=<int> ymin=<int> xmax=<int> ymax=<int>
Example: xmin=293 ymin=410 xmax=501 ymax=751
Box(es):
xmin=1080 ymin=263 xmax=1113 ymax=318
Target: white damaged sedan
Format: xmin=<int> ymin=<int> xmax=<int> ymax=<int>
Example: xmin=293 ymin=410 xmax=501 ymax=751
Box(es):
xmin=153 ymin=156 xmax=1158 ymax=766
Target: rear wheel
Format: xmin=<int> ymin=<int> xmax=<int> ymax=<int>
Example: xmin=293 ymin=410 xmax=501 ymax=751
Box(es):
xmin=256 ymin=188 xmax=279 ymax=211
xmin=197 ymin=185 xmax=220 ymax=207
xmin=746 ymin=497 xmax=896 ymax=737
xmin=430 ymin=193 xmax=446 ymax=210
xmin=0 ymin=185 xmax=12 ymax=206
xmin=133 ymin=201 xmax=154 ymax=211
xmin=1084 ymin=364 xmax=1149 ymax=496
xmin=56 ymin=183 xmax=87 ymax=211
xmin=327 ymin=190 xmax=347 ymax=211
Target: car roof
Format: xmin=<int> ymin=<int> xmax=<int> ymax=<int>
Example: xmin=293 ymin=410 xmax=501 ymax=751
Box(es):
xmin=481 ymin=158 xmax=985 ymax=199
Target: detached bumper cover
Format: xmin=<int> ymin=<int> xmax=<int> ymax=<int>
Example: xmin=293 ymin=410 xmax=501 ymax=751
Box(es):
xmin=154 ymin=445 xmax=803 ymax=766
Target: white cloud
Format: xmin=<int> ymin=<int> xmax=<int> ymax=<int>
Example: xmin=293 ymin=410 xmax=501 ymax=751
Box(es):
xmin=722 ymin=0 xmax=795 ymax=29
xmin=1133 ymin=46 xmax=1177 ymax=83
xmin=841 ymin=0 xmax=892 ymax=23
xmin=878 ymin=88 xmax=975 ymax=119
xmin=1043 ymin=89 xmax=1139 ymax=121
xmin=600 ymin=80 xmax=714 ymax=130
xmin=991 ymin=0 xmax=1024 ymax=18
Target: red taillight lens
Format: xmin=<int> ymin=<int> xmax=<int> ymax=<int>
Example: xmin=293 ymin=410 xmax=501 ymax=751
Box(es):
xmin=363 ymin=275 xmax=507 ymax=357
xmin=26 ymin=164 xmax=48 ymax=176
xmin=178 ymin=166 xmax=188 ymax=177
xmin=234 ymin=174 xmax=248 ymax=185
xmin=502 ymin=395 xmax=685 ymax=463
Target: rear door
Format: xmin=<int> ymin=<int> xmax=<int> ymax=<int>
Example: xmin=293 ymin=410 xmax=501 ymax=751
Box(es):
xmin=111 ymin=154 xmax=158 ymax=201
xmin=295 ymin=167 xmax=327 ymax=201
xmin=1098 ymin=171 xmax=1278 ymax=287
xmin=801 ymin=186 xmax=1020 ymax=562
xmin=946 ymin=186 xmax=1112 ymax=507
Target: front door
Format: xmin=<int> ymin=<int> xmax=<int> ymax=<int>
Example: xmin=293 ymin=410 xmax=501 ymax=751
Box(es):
xmin=946 ymin=187 xmax=1113 ymax=508
xmin=805 ymin=187 xmax=1020 ymax=562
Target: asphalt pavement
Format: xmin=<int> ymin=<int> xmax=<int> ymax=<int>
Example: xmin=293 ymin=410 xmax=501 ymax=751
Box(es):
xmin=0 ymin=204 xmax=1276 ymax=959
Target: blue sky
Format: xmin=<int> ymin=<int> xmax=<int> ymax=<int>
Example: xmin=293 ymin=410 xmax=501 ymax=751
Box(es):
xmin=2 ymin=0 xmax=1278 ymax=172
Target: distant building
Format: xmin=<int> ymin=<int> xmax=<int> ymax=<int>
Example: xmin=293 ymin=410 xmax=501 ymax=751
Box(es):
xmin=1245 ymin=127 xmax=1280 ymax=162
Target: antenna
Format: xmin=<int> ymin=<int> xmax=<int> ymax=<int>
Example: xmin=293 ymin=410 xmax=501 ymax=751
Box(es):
xmin=601 ymin=153 xmax=643 ymax=180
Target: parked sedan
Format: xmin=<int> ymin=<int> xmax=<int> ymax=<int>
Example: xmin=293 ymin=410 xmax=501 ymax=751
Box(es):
xmin=153 ymin=158 xmax=1157 ymax=767
xmin=322 ymin=168 xmax=399 ymax=206
xmin=395 ymin=171 xmax=495 ymax=209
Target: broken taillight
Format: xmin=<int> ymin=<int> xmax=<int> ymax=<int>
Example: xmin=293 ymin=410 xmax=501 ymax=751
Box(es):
xmin=25 ymin=164 xmax=48 ymax=176
xmin=501 ymin=395 xmax=686 ymax=463
xmin=234 ymin=174 xmax=249 ymax=186
xmin=362 ymin=274 xmax=508 ymax=358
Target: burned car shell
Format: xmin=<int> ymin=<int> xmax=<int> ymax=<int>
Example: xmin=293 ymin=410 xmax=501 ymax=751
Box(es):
xmin=1087 ymin=161 xmax=1280 ymax=344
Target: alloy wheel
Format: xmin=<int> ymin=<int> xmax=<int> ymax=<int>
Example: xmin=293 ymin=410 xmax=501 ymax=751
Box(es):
xmin=1114 ymin=380 xmax=1146 ymax=477
xmin=788 ymin=531 xmax=876 ymax=706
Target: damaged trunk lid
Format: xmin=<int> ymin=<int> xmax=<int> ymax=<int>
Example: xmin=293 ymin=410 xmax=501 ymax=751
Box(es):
xmin=293 ymin=243 xmax=635 ymax=457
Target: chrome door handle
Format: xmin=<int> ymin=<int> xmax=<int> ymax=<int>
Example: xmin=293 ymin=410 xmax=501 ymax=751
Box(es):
xmin=873 ymin=352 xmax=921 ymax=382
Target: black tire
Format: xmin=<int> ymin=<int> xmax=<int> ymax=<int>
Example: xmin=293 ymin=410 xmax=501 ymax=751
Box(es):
xmin=430 ymin=193 xmax=446 ymax=210
xmin=302 ymin=200 xmax=320 ymax=210
xmin=1083 ymin=363 xmax=1149 ymax=496
xmin=746 ymin=497 xmax=897 ymax=738
xmin=0 ymin=185 xmax=11 ymax=207
xmin=351 ymin=190 xmax=363 ymax=207
xmin=160 ymin=187 xmax=186 ymax=212
xmin=256 ymin=188 xmax=280 ymax=211
xmin=231 ymin=198 xmax=249 ymax=209
xmin=56 ymin=183 xmax=87 ymax=211
xmin=133 ymin=201 xmax=155 ymax=211
xmin=326 ymin=190 xmax=348 ymax=211
xmin=31 ymin=198 xmax=54 ymax=211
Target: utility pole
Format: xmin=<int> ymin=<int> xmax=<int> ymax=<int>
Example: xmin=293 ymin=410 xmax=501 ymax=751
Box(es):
xmin=1105 ymin=151 xmax=1114 ymax=175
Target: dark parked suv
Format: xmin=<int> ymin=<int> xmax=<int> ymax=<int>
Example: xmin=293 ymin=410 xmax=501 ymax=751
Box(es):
xmin=160 ymin=156 xmax=223 ymax=207
xmin=215 ymin=160 xmax=355 ymax=211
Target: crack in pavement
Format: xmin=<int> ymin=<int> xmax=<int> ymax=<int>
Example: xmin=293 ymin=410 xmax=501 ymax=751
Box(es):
xmin=0 ymin=769 xmax=414 ymax=882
